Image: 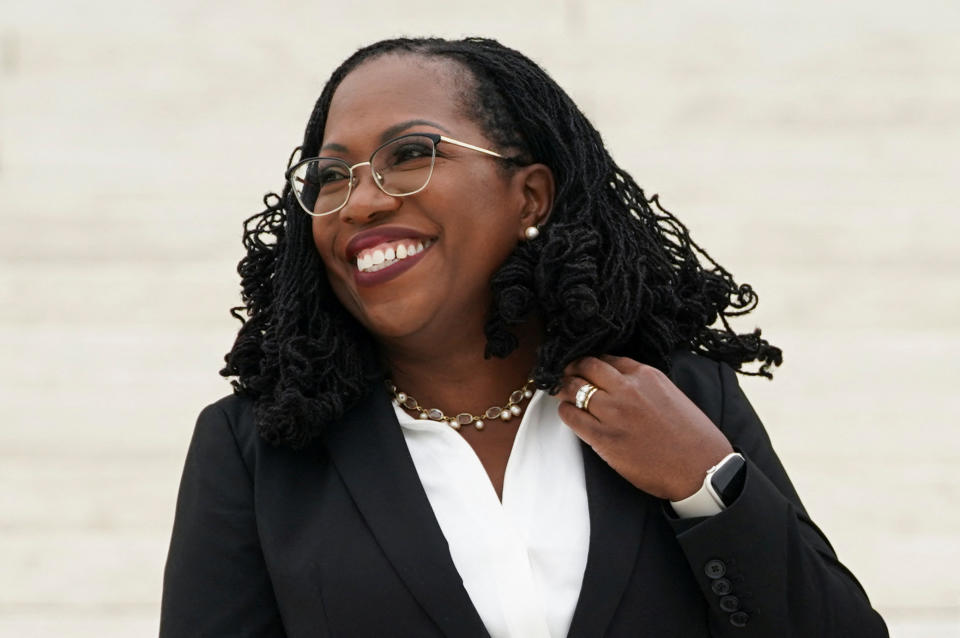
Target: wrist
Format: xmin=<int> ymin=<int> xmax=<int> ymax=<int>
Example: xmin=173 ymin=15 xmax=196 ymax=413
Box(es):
xmin=667 ymin=472 xmax=708 ymax=503
xmin=667 ymin=444 xmax=735 ymax=502
xmin=669 ymin=452 xmax=746 ymax=518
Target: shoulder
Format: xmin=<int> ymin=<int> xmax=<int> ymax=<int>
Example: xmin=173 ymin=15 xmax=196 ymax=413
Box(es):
xmin=665 ymin=349 xmax=730 ymax=426
xmin=666 ymin=349 xmax=772 ymax=449
xmin=197 ymin=392 xmax=257 ymax=436
xmin=191 ymin=392 xmax=262 ymax=466
xmin=666 ymin=349 xmax=725 ymax=394
xmin=202 ymin=392 xmax=256 ymax=427
xmin=196 ymin=391 xmax=334 ymax=466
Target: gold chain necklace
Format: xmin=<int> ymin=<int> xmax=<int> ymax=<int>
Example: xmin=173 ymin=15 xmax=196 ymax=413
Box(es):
xmin=386 ymin=378 xmax=535 ymax=431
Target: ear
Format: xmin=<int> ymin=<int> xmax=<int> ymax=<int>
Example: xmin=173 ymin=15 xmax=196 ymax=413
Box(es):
xmin=512 ymin=163 xmax=555 ymax=240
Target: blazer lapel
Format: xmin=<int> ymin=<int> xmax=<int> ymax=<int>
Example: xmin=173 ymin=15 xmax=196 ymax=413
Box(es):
xmin=323 ymin=385 xmax=489 ymax=638
xmin=567 ymin=443 xmax=651 ymax=638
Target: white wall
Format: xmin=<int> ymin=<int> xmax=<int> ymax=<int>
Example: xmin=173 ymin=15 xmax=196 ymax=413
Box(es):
xmin=1 ymin=1 xmax=957 ymax=635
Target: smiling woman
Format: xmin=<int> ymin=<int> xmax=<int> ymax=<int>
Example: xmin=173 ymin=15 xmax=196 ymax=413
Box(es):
xmin=160 ymin=37 xmax=888 ymax=637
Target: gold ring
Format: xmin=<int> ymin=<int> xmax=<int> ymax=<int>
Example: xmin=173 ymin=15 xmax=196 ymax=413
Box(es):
xmin=575 ymin=382 xmax=599 ymax=411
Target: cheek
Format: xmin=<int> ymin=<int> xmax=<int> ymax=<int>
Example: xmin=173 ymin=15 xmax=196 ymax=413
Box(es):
xmin=435 ymin=172 xmax=520 ymax=234
xmin=311 ymin=219 xmax=337 ymax=264
xmin=310 ymin=220 xmax=352 ymax=301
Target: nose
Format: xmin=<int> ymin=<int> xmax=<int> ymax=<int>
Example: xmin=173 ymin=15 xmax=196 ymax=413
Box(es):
xmin=338 ymin=162 xmax=400 ymax=225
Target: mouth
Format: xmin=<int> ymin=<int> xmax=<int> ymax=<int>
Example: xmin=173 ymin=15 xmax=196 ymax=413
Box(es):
xmin=354 ymin=237 xmax=436 ymax=273
xmin=346 ymin=233 xmax=437 ymax=288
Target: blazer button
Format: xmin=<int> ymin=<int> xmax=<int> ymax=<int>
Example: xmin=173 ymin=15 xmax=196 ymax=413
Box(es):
xmin=719 ymin=595 xmax=740 ymax=612
xmin=711 ymin=578 xmax=732 ymax=596
xmin=704 ymin=559 xmax=726 ymax=579
xmin=730 ymin=611 xmax=750 ymax=627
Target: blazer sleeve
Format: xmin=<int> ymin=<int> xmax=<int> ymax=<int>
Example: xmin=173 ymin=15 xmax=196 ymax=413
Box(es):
xmin=160 ymin=401 xmax=287 ymax=638
xmin=666 ymin=358 xmax=889 ymax=638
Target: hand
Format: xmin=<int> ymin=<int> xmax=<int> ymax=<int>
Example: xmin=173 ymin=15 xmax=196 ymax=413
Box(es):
xmin=557 ymin=355 xmax=733 ymax=501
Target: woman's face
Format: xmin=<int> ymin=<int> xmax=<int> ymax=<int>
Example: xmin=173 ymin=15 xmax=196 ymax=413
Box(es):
xmin=311 ymin=55 xmax=538 ymax=344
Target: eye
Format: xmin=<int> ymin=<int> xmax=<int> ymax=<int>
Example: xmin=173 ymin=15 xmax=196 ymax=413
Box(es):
xmin=318 ymin=167 xmax=349 ymax=185
xmin=306 ymin=161 xmax=350 ymax=189
xmin=389 ymin=142 xmax=433 ymax=165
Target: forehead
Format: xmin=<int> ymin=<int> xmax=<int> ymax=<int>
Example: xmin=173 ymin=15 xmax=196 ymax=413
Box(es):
xmin=322 ymin=55 xmax=476 ymax=149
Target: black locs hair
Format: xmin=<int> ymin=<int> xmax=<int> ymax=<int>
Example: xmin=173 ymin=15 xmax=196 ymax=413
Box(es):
xmin=220 ymin=37 xmax=783 ymax=449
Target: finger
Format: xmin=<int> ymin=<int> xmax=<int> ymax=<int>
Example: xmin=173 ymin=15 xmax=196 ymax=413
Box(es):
xmin=563 ymin=356 xmax=623 ymax=389
xmin=556 ymin=375 xmax=613 ymax=427
xmin=597 ymin=355 xmax=672 ymax=400
xmin=556 ymin=374 xmax=604 ymax=406
xmin=556 ymin=399 xmax=602 ymax=443
xmin=597 ymin=354 xmax=645 ymax=375
xmin=555 ymin=375 xmax=590 ymax=404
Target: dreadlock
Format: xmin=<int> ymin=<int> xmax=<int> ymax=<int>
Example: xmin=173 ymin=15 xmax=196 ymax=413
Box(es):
xmin=220 ymin=37 xmax=783 ymax=449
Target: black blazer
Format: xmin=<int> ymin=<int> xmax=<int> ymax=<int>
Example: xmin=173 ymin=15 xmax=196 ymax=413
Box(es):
xmin=160 ymin=352 xmax=888 ymax=637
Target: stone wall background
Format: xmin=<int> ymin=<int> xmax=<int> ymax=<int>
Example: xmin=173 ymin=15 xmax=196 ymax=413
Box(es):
xmin=1 ymin=1 xmax=957 ymax=636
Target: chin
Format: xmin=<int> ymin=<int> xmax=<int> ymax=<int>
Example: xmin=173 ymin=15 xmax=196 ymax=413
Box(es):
xmin=333 ymin=277 xmax=444 ymax=341
xmin=360 ymin=317 xmax=418 ymax=340
xmin=348 ymin=301 xmax=433 ymax=342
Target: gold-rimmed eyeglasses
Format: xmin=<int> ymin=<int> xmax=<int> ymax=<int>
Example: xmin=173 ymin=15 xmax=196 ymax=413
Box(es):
xmin=285 ymin=133 xmax=506 ymax=217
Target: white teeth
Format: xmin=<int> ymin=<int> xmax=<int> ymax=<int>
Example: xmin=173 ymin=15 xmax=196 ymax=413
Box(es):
xmin=356 ymin=239 xmax=433 ymax=273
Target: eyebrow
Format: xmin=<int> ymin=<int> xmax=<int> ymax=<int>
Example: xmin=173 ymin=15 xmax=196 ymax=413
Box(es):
xmin=320 ymin=119 xmax=452 ymax=154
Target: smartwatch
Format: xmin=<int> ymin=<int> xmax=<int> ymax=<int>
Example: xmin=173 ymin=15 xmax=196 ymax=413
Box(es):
xmin=670 ymin=452 xmax=746 ymax=518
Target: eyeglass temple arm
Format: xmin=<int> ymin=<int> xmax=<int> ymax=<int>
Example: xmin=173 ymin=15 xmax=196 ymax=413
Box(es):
xmin=438 ymin=136 xmax=505 ymax=159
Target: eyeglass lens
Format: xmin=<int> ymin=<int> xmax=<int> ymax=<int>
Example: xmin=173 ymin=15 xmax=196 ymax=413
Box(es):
xmin=291 ymin=134 xmax=437 ymax=216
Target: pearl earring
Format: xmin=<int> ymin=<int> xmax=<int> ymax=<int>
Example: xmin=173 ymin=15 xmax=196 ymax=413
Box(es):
xmin=524 ymin=226 xmax=540 ymax=240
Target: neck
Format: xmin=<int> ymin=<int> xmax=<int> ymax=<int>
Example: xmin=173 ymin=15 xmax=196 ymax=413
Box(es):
xmin=380 ymin=321 xmax=541 ymax=419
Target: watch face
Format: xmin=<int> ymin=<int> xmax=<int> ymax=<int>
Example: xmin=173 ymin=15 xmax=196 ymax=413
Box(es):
xmin=710 ymin=455 xmax=746 ymax=506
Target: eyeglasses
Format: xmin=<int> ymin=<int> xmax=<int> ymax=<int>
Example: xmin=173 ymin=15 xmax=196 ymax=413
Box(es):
xmin=286 ymin=133 xmax=506 ymax=217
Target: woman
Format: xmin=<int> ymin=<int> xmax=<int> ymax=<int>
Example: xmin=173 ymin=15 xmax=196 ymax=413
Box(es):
xmin=160 ymin=37 xmax=887 ymax=637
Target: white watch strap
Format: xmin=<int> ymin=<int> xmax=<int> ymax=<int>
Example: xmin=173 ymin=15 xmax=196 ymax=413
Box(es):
xmin=669 ymin=478 xmax=725 ymax=518
xmin=669 ymin=452 xmax=744 ymax=518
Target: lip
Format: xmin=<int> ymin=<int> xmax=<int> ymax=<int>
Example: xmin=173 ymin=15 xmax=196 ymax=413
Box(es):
xmin=353 ymin=242 xmax=432 ymax=287
xmin=342 ymin=225 xmax=437 ymax=288
xmin=344 ymin=226 xmax=435 ymax=261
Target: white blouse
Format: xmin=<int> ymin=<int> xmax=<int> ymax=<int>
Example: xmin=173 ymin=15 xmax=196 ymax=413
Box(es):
xmin=393 ymin=390 xmax=591 ymax=638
